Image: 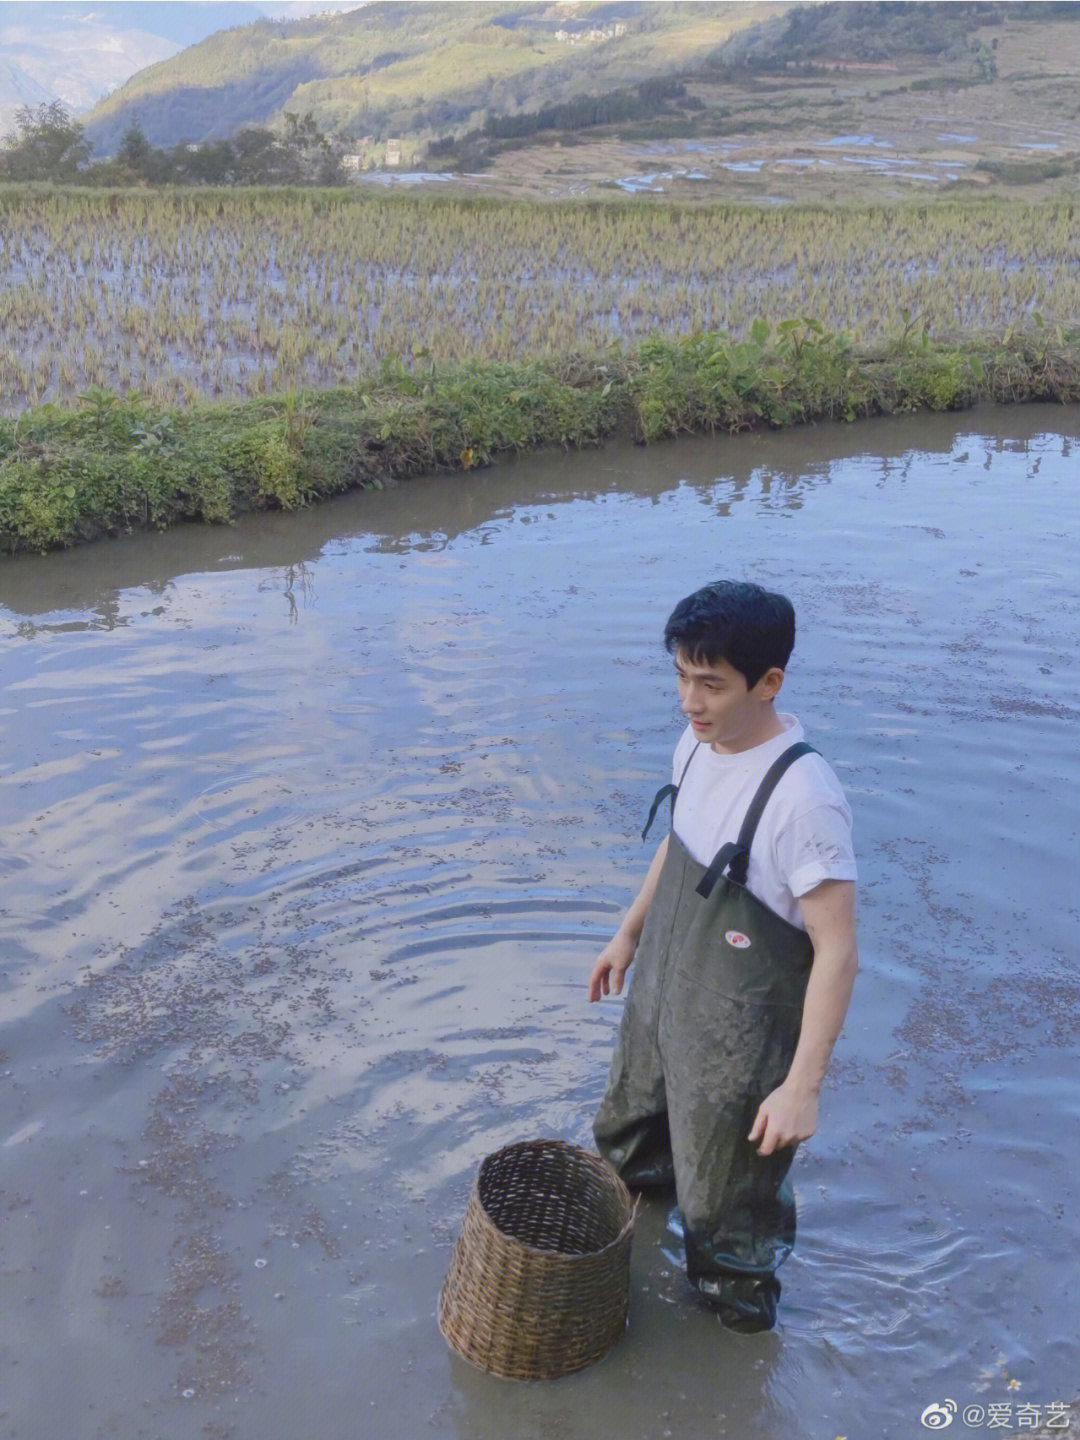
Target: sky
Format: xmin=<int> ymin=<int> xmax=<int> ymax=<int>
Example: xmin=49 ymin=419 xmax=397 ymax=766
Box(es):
xmin=0 ymin=3 xmax=366 ymax=50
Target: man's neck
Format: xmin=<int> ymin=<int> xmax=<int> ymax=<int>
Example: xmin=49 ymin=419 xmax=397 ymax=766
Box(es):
xmin=710 ymin=709 xmax=787 ymax=756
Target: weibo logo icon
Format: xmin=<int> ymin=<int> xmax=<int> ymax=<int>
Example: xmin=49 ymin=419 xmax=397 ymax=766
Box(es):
xmin=725 ymin=931 xmax=752 ymax=949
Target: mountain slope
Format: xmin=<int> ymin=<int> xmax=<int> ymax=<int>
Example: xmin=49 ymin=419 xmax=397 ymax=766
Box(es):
xmin=81 ymin=2 xmax=792 ymax=154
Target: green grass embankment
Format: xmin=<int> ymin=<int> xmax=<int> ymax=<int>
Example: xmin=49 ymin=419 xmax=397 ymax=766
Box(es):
xmin=2 ymin=318 xmax=1079 ymax=556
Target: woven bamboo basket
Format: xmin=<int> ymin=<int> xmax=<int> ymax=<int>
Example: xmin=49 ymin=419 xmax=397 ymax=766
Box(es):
xmin=438 ymin=1138 xmax=638 ymax=1380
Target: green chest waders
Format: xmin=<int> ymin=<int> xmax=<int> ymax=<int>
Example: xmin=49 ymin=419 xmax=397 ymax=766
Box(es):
xmin=593 ymin=742 xmax=817 ymax=1332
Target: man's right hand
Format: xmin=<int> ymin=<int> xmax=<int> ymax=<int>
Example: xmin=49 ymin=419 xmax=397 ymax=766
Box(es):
xmin=587 ymin=931 xmax=637 ymax=1002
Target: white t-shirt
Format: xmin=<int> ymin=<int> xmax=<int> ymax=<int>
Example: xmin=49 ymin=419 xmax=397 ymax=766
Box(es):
xmin=671 ymin=713 xmax=856 ymax=930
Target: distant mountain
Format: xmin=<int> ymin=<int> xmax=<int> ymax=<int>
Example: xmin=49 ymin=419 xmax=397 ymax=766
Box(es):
xmin=0 ymin=54 xmax=53 ymax=126
xmin=79 ymin=1 xmax=792 ymax=156
xmin=0 ymin=8 xmax=178 ymax=133
xmin=0 ymin=2 xmax=365 ymax=137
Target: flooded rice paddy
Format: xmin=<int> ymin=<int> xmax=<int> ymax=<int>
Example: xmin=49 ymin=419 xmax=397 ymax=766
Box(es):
xmin=4 ymin=190 xmax=1080 ymax=414
xmin=1 ymin=406 xmax=1077 ymax=1440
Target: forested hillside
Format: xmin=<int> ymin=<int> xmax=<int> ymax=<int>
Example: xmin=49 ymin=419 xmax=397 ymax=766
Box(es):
xmin=80 ymin=0 xmax=1077 ymax=164
xmin=81 ymin=2 xmax=794 ymax=154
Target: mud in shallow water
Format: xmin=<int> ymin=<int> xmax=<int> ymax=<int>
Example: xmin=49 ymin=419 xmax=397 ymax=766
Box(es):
xmin=1 ymin=407 xmax=1078 ymax=1440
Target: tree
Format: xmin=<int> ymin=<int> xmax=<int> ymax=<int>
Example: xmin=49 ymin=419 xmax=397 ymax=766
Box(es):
xmin=233 ymin=127 xmax=292 ymax=185
xmin=117 ymin=122 xmax=153 ymax=178
xmin=0 ymin=101 xmax=92 ymax=181
xmin=972 ymin=40 xmax=998 ymax=82
xmin=281 ymin=111 xmax=345 ymax=185
xmin=166 ymin=138 xmax=236 ymax=186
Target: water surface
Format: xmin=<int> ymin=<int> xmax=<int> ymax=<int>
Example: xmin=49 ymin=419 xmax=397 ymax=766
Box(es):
xmin=1 ymin=407 xmax=1077 ymax=1440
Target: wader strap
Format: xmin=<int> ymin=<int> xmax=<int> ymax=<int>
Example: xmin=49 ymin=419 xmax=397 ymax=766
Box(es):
xmin=641 ymin=742 xmax=703 ymax=841
xmin=695 ymin=742 xmax=818 ymax=898
xmin=641 ymin=785 xmax=676 ymax=842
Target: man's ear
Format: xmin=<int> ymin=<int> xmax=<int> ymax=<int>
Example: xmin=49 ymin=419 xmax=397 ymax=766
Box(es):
xmin=758 ymin=666 xmax=785 ymax=700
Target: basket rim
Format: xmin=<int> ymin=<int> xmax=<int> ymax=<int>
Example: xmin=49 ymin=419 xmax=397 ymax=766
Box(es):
xmin=471 ymin=1138 xmax=639 ymax=1262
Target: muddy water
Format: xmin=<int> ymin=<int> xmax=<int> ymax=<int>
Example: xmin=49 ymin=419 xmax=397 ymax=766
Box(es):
xmin=1 ymin=407 xmax=1077 ymax=1440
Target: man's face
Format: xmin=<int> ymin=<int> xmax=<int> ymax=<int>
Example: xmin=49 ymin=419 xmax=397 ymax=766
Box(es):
xmin=674 ymin=649 xmax=783 ymax=753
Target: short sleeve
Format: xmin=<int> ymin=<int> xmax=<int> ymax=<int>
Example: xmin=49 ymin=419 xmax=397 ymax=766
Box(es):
xmin=774 ymin=802 xmax=857 ymax=898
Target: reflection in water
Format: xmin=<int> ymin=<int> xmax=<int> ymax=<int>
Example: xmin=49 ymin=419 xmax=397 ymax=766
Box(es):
xmin=4 ymin=406 xmax=1061 ymax=621
xmin=1 ymin=405 xmax=1078 ymax=1440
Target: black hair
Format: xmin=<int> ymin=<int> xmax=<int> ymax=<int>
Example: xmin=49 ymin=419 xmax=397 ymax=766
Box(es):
xmin=663 ymin=580 xmax=795 ymax=688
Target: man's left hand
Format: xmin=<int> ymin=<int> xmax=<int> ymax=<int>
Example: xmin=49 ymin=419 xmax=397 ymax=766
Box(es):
xmin=747 ymin=1083 xmax=819 ymax=1155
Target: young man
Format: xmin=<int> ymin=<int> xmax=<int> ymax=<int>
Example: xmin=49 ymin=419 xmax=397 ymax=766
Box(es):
xmin=588 ymin=579 xmax=858 ymax=1333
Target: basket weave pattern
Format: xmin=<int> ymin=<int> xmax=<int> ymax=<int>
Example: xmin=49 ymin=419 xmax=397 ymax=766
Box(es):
xmin=439 ymin=1139 xmax=637 ymax=1380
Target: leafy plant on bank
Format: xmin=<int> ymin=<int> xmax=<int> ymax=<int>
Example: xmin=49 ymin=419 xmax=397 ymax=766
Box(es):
xmin=3 ymin=321 xmax=1080 ymax=556
xmin=631 ymin=320 xmax=881 ymax=440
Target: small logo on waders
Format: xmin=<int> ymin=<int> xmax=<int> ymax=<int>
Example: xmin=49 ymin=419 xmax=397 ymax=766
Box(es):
xmin=724 ymin=930 xmax=752 ymax=949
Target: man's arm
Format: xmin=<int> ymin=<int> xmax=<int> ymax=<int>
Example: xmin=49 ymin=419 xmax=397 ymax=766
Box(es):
xmin=587 ymin=834 xmax=669 ymax=1002
xmin=747 ymin=878 xmax=859 ymax=1155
